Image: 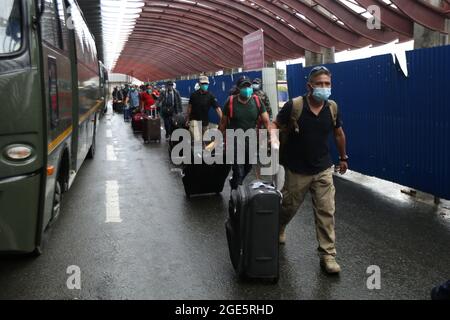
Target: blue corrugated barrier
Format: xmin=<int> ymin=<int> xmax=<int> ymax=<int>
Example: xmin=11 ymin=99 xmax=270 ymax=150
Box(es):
xmin=286 ymin=45 xmax=450 ymax=199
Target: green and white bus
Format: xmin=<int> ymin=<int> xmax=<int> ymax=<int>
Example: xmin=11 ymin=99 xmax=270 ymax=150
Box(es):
xmin=0 ymin=0 xmax=104 ymax=254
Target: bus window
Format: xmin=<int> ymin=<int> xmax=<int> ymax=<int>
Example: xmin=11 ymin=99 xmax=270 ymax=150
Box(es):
xmin=0 ymin=0 xmax=22 ymax=54
xmin=41 ymin=0 xmax=63 ymax=50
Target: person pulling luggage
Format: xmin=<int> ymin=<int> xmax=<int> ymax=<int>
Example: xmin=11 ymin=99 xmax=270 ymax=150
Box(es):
xmin=158 ymin=80 xmax=181 ymax=139
xmin=187 ymin=76 xmax=222 ymax=143
xmin=219 ymin=76 xmax=274 ymax=190
xmin=140 ymin=83 xmax=156 ymax=117
xmin=124 ymin=84 xmax=140 ymax=122
xmin=272 ymin=66 xmax=348 ymax=274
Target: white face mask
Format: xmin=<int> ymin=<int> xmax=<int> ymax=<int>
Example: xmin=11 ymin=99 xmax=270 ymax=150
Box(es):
xmin=252 ymin=84 xmax=260 ymax=91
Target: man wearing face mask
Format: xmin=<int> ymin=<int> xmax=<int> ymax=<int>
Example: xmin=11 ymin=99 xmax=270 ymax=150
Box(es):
xmin=252 ymin=78 xmax=272 ymax=120
xmin=158 ymin=80 xmax=182 ymax=138
xmin=219 ymin=76 xmax=273 ymax=190
xmin=124 ymin=84 xmax=140 ymax=122
xmin=273 ymin=66 xmax=348 ymax=274
xmin=187 ymin=76 xmax=222 ymax=141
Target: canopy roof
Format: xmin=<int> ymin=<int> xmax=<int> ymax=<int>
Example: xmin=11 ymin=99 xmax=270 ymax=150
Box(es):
xmin=80 ymin=0 xmax=450 ymax=81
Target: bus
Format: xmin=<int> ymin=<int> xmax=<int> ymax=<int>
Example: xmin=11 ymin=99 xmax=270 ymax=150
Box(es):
xmin=99 ymin=60 xmax=109 ymax=115
xmin=0 ymin=0 xmax=104 ymax=255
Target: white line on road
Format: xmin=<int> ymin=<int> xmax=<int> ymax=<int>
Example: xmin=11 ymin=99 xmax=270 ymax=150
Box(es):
xmin=106 ymin=180 xmax=122 ymax=223
xmin=106 ymin=144 xmax=117 ymax=161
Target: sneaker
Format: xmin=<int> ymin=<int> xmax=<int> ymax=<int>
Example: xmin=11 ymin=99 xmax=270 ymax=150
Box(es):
xmin=320 ymin=256 xmax=341 ymax=274
xmin=279 ymin=226 xmax=286 ymax=245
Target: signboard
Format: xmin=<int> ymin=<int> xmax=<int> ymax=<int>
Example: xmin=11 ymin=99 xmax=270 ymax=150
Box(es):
xmin=243 ymin=29 xmax=265 ymax=71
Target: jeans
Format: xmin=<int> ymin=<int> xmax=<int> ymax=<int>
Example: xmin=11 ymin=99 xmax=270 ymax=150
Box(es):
xmin=230 ymin=163 xmax=253 ymax=190
xmin=229 ymin=140 xmax=252 ymax=190
xmin=163 ymin=114 xmax=173 ymax=137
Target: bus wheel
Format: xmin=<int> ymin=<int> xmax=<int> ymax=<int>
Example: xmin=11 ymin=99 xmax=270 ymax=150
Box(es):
xmin=52 ymin=179 xmax=62 ymax=220
xmin=87 ymin=135 xmax=96 ymax=159
xmin=31 ymin=245 xmax=43 ymax=257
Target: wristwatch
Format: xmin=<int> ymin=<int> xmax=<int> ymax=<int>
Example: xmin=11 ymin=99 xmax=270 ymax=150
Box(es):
xmin=339 ymin=155 xmax=349 ymax=162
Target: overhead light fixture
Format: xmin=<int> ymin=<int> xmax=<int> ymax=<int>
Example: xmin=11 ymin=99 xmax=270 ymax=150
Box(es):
xmin=101 ymin=0 xmax=144 ymax=71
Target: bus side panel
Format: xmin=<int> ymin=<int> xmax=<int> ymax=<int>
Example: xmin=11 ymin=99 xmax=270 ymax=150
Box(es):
xmin=69 ymin=1 xmax=100 ymax=171
xmin=40 ymin=42 xmax=73 ymax=229
xmin=0 ymin=174 xmax=41 ymax=252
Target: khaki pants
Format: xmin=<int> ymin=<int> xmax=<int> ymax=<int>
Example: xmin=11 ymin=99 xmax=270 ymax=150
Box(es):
xmin=208 ymin=123 xmax=219 ymax=130
xmin=281 ymin=167 xmax=337 ymax=257
xmin=189 ymin=120 xmax=203 ymax=142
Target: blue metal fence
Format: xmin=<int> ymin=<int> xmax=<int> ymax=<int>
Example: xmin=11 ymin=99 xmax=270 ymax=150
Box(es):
xmin=287 ymin=45 xmax=450 ymax=199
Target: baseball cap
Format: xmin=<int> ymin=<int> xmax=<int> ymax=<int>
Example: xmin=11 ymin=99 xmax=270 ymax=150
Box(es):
xmin=199 ymin=76 xmax=210 ymax=84
xmin=237 ymin=76 xmax=252 ymax=88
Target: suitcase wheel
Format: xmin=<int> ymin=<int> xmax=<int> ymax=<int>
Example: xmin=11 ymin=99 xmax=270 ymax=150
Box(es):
xmin=270 ymin=276 xmax=279 ymax=284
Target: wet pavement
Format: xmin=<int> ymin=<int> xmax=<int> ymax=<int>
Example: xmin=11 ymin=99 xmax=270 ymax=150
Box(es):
xmin=0 ymin=105 xmax=449 ymax=300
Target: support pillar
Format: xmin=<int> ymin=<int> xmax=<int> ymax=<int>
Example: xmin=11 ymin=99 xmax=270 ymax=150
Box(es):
xmin=414 ymin=0 xmax=449 ymax=49
xmin=305 ymin=47 xmax=335 ymax=67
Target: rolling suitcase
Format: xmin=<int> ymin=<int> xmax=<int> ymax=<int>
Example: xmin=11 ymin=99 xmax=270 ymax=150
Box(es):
xmin=226 ymin=180 xmax=282 ymax=282
xmin=142 ymin=114 xmax=161 ymax=143
xmin=182 ymin=147 xmax=231 ymax=197
xmin=168 ymin=114 xmax=187 ymax=157
xmin=131 ymin=112 xmax=144 ymax=132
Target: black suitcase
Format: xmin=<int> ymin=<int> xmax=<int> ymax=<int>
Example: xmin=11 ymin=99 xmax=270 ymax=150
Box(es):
xmin=142 ymin=115 xmax=161 ymax=143
xmin=114 ymin=101 xmax=124 ymax=113
xmin=182 ymin=148 xmax=231 ymax=197
xmin=168 ymin=114 xmax=188 ymax=159
xmin=226 ymin=180 xmax=281 ymax=282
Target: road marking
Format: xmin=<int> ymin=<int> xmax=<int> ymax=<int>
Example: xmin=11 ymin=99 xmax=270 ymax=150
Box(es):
xmin=106 ymin=129 xmax=112 ymax=138
xmin=106 ymin=144 xmax=117 ymax=161
xmin=106 ymin=180 xmax=122 ymax=223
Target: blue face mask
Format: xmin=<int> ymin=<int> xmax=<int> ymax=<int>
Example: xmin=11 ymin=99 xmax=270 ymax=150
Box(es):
xmin=200 ymin=84 xmax=209 ymax=91
xmin=240 ymin=87 xmax=253 ymax=98
xmin=312 ymin=87 xmax=331 ymax=102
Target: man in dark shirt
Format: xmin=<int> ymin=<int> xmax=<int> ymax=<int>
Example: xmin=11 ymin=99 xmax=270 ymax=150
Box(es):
xmin=273 ymin=66 xmax=348 ymax=274
xmin=158 ymin=80 xmax=182 ymax=138
xmin=187 ymin=76 xmax=222 ymax=141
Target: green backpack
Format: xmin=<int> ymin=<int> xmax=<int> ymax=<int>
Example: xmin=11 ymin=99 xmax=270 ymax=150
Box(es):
xmin=278 ymin=96 xmax=338 ymax=166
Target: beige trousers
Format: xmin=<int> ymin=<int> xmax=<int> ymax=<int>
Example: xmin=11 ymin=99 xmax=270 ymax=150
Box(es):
xmin=281 ymin=167 xmax=337 ymax=257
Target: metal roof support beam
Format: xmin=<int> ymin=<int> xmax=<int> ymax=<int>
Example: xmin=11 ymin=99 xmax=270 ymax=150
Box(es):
xmin=232 ymin=0 xmax=349 ymax=50
xmin=141 ymin=2 xmax=302 ymax=58
xmin=200 ymin=0 xmax=322 ymax=53
xmin=277 ymin=0 xmax=374 ymax=48
xmin=131 ymin=25 xmax=242 ymax=66
xmin=313 ymin=0 xmax=402 ymax=43
xmin=391 ymin=0 xmax=449 ymax=32
xmin=355 ymin=0 xmax=414 ymax=36
xmin=139 ymin=8 xmax=285 ymax=60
